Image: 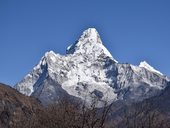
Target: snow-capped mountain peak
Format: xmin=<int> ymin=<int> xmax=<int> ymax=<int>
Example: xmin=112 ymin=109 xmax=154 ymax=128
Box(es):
xmin=44 ymin=50 xmax=56 ymax=57
xmin=15 ymin=28 xmax=169 ymax=106
xmin=66 ymin=28 xmax=118 ymax=63
xmin=79 ymin=28 xmax=101 ymax=43
xmin=139 ymin=61 xmax=163 ymax=75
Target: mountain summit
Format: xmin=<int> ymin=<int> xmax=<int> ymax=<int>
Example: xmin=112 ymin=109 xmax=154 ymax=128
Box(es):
xmin=15 ymin=28 xmax=169 ymax=106
xmin=139 ymin=61 xmax=163 ymax=75
xmin=66 ymin=28 xmax=117 ymax=62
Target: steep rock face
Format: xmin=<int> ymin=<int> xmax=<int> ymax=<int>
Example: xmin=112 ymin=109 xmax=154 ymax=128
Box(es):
xmin=0 ymin=83 xmax=42 ymax=128
xmin=15 ymin=28 xmax=169 ymax=106
xmin=150 ymin=82 xmax=170 ymax=113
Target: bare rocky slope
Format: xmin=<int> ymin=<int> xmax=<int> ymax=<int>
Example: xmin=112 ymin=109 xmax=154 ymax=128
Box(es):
xmin=0 ymin=83 xmax=42 ymax=128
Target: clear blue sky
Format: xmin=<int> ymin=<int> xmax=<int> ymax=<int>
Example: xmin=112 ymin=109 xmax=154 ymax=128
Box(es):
xmin=0 ymin=0 xmax=170 ymax=86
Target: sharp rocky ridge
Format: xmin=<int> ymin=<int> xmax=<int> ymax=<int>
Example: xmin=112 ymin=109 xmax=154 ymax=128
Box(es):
xmin=15 ymin=28 xmax=170 ymax=106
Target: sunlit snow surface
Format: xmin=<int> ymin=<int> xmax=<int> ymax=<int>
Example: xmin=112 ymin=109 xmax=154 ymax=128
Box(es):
xmin=139 ymin=61 xmax=163 ymax=76
xmin=15 ymin=28 xmax=169 ymax=107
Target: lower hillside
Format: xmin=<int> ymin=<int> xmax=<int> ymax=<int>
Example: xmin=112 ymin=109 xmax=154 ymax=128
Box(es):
xmin=0 ymin=83 xmax=42 ymax=128
xmin=1 ymin=82 xmax=170 ymax=128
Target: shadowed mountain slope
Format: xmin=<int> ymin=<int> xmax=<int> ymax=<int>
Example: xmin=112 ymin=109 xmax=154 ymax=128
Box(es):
xmin=0 ymin=83 xmax=42 ymax=128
